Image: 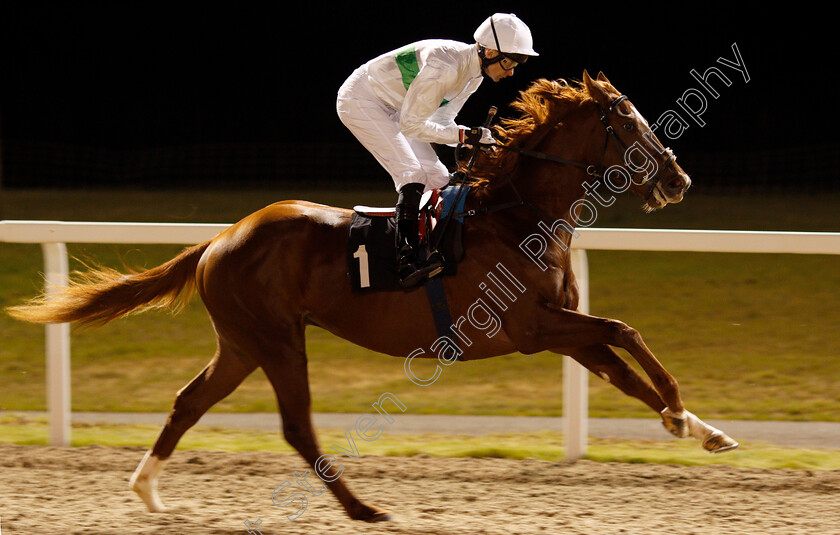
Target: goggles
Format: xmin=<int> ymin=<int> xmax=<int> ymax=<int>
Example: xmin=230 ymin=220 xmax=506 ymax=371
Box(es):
xmin=498 ymin=53 xmax=529 ymax=71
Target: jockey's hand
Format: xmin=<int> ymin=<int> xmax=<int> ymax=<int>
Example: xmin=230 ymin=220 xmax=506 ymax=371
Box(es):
xmin=459 ymin=126 xmax=496 ymax=146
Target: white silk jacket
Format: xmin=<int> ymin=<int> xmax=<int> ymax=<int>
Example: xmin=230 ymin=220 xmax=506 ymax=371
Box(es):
xmin=364 ymin=39 xmax=484 ymax=145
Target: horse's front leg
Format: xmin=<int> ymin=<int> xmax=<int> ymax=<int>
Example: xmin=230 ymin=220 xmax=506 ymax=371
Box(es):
xmin=529 ymin=304 xmax=685 ymax=413
xmin=525 ymin=306 xmax=738 ymax=453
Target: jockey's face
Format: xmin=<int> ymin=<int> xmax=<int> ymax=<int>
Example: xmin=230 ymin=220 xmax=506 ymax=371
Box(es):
xmin=482 ymin=49 xmax=516 ymax=81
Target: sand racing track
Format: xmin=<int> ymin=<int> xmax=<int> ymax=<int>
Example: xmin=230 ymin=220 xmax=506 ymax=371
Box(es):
xmin=1 ymin=443 xmax=838 ymax=534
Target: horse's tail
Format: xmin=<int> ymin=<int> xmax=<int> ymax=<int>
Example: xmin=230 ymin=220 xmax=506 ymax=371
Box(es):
xmin=6 ymin=241 xmax=211 ymax=327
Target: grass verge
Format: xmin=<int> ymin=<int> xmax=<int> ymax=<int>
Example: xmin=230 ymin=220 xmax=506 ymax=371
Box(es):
xmin=2 ymin=414 xmax=838 ymax=471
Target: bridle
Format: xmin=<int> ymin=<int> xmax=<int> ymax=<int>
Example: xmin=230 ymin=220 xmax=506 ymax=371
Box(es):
xmin=595 ymin=95 xmax=678 ymax=201
xmin=493 ymin=94 xmax=678 ymax=204
xmin=437 ymin=94 xmax=680 ymax=251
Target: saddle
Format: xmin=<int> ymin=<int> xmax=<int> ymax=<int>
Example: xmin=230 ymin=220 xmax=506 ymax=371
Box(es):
xmin=346 ymin=185 xmax=470 ymax=292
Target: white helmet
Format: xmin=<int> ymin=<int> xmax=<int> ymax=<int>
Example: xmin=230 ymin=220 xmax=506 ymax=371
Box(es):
xmin=474 ymin=13 xmax=538 ymax=57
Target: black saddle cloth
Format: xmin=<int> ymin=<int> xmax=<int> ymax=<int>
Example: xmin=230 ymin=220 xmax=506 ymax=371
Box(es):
xmin=346 ymin=185 xmax=469 ymax=292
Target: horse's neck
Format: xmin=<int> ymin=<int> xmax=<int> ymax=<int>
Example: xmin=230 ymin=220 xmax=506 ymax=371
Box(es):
xmin=497 ymin=111 xmax=597 ymax=225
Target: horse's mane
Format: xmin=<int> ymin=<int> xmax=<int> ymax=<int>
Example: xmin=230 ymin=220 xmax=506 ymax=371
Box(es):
xmin=461 ymin=78 xmax=592 ymax=188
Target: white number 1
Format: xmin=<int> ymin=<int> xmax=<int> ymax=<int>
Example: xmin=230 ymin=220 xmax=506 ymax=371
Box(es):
xmin=353 ymin=245 xmax=370 ymax=288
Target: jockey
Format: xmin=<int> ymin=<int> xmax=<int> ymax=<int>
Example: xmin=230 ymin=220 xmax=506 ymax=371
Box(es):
xmin=337 ymin=13 xmax=538 ymax=287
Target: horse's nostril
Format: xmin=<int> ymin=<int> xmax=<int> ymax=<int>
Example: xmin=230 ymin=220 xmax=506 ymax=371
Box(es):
xmin=668 ymin=177 xmax=683 ymax=190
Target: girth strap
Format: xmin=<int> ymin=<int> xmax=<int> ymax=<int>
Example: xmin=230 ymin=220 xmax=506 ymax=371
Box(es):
xmin=419 ymin=249 xmax=462 ymax=360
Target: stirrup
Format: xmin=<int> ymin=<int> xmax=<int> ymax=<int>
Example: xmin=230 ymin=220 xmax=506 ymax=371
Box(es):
xmin=398 ymin=252 xmax=444 ymax=288
xmin=399 ymin=262 xmax=444 ymax=288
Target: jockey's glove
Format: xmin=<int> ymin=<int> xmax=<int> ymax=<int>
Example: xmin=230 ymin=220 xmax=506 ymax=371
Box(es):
xmin=459 ymin=126 xmax=496 ymax=146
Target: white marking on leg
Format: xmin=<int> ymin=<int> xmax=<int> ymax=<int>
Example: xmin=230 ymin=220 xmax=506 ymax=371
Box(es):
xmin=129 ymin=450 xmax=168 ymax=512
xmin=660 ymin=407 xmax=690 ymax=438
xmin=684 ymin=411 xmax=715 ymax=440
xmin=684 ymin=411 xmax=739 ymax=453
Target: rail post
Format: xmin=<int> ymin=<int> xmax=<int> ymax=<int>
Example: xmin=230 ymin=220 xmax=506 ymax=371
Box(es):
xmin=564 ymin=248 xmax=590 ymax=459
xmin=41 ymin=241 xmax=71 ymax=447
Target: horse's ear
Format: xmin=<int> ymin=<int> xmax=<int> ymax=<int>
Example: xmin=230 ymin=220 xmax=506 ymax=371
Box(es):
xmin=597 ymin=71 xmax=611 ymax=84
xmin=583 ymin=70 xmax=609 ymax=105
xmin=583 ymin=70 xmax=595 ymax=90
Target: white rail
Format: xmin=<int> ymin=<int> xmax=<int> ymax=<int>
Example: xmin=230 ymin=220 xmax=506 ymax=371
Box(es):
xmin=2 ymin=220 xmax=839 ymax=457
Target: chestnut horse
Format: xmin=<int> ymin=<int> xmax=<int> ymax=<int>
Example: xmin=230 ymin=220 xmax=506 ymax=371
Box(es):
xmin=8 ymin=71 xmax=737 ymax=522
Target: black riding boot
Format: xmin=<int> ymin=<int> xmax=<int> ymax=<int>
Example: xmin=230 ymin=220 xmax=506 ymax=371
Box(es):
xmin=395 ymin=183 xmax=443 ymax=287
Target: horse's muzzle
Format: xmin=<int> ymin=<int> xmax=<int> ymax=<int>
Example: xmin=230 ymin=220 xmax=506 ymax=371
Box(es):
xmin=662 ymin=172 xmax=692 ymax=203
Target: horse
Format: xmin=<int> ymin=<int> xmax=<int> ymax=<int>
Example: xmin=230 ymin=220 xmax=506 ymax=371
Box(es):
xmin=7 ymin=71 xmax=738 ymax=523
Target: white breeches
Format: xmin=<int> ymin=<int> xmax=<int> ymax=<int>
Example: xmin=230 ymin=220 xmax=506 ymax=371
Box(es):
xmin=336 ymin=67 xmax=450 ymax=192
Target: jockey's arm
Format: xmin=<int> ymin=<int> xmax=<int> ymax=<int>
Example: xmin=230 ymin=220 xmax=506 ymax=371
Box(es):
xmin=398 ymin=63 xmax=465 ymax=145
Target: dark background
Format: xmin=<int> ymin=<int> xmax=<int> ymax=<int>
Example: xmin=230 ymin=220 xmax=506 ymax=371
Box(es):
xmin=1 ymin=3 xmax=836 ymax=192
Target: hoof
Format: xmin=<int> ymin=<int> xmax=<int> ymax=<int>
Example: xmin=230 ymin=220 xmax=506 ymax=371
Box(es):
xmin=660 ymin=408 xmax=690 ymax=438
xmin=703 ymin=432 xmax=739 ymax=454
xmin=129 ymin=477 xmax=167 ymax=513
xmin=350 ymin=503 xmax=392 ymax=523
xmin=365 ymin=511 xmax=393 ymax=523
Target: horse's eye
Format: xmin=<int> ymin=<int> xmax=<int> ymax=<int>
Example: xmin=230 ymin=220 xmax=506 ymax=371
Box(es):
xmin=623 ymin=122 xmax=635 ymax=132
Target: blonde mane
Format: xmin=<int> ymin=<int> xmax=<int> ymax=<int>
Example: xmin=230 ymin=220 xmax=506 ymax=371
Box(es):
xmin=462 ymin=78 xmax=593 ymax=187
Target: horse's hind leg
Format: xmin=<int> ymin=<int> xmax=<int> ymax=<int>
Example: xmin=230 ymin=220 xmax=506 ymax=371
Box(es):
xmin=130 ymin=343 xmax=256 ymax=512
xmin=256 ymin=328 xmax=391 ymax=523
